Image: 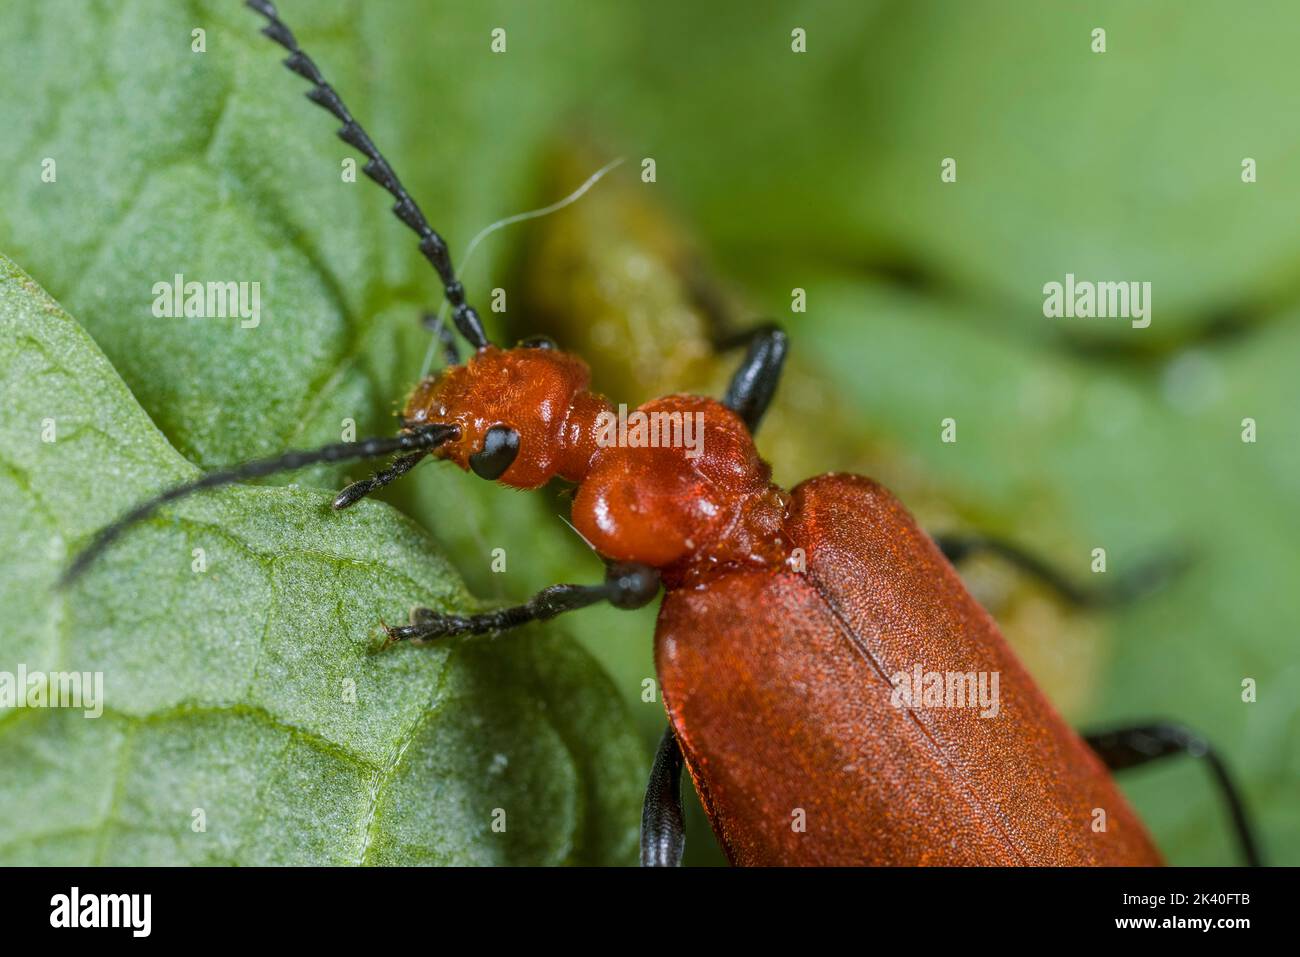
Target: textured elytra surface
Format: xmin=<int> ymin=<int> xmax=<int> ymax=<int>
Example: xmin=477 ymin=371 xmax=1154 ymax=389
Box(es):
xmin=0 ymin=257 xmax=642 ymax=864
xmin=659 ymin=475 xmax=1161 ymax=866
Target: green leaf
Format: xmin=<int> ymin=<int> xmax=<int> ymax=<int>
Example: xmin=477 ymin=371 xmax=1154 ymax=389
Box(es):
xmin=0 ymin=255 xmax=642 ymax=864
xmin=592 ymin=1 xmax=1300 ymax=349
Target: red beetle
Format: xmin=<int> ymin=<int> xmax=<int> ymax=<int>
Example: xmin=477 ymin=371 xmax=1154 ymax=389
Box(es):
xmin=66 ymin=0 xmax=1261 ymax=867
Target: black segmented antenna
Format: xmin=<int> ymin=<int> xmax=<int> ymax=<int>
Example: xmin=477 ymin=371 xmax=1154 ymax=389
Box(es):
xmin=245 ymin=0 xmax=490 ymax=350
xmin=60 ymin=424 xmax=458 ymax=586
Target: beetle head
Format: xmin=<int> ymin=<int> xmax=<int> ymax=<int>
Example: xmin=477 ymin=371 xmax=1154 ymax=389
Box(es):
xmin=402 ymin=340 xmax=598 ymax=488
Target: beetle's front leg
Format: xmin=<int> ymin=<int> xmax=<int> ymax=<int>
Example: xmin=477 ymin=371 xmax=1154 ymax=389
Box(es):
xmin=385 ymin=562 xmax=660 ymax=644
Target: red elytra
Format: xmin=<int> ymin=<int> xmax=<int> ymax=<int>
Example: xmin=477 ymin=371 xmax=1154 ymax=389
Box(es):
xmin=405 ymin=344 xmax=1163 ymax=866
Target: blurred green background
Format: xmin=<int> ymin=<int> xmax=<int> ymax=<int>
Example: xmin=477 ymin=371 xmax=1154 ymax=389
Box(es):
xmin=1 ymin=0 xmax=1295 ymax=865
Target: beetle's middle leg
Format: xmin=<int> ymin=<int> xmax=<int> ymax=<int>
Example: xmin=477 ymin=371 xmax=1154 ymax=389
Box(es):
xmin=385 ymin=561 xmax=660 ymax=644
xmin=935 ymin=533 xmax=1187 ymax=609
xmin=718 ymin=322 xmax=788 ymax=432
xmin=1084 ymin=721 xmax=1262 ymax=866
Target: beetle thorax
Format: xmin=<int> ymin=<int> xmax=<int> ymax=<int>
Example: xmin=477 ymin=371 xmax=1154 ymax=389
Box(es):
xmin=569 ymin=394 xmax=792 ymax=579
xmin=403 ymin=346 xmax=791 ymax=579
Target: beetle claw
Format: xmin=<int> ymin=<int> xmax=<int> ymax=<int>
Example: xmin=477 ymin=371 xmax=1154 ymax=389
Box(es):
xmin=376 ymin=617 xmax=403 ymax=650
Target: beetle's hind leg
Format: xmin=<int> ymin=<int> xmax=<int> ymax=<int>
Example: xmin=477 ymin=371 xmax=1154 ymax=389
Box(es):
xmin=1084 ymin=722 xmax=1262 ymax=866
xmin=718 ymin=322 xmax=788 ymax=433
xmin=935 ymin=533 xmax=1188 ymax=609
xmin=640 ymin=725 xmax=687 ymax=867
xmin=386 ymin=562 xmax=660 ymax=644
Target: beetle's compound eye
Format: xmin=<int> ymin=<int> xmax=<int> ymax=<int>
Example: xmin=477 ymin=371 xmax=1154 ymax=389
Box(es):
xmin=518 ymin=334 xmax=557 ymax=350
xmin=469 ymin=425 xmax=520 ymax=480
